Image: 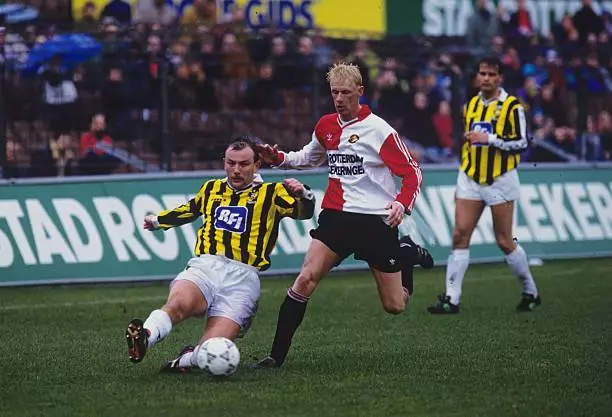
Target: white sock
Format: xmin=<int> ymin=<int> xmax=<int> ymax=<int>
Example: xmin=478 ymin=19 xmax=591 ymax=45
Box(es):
xmin=445 ymin=249 xmax=470 ymax=305
xmin=143 ymin=309 xmax=173 ymax=348
xmin=505 ymin=244 xmax=538 ymax=297
xmin=178 ymin=349 xmax=198 ymax=368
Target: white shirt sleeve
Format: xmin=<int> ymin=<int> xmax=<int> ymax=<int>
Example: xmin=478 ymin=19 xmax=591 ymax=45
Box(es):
xmin=278 ymin=134 xmax=328 ymax=170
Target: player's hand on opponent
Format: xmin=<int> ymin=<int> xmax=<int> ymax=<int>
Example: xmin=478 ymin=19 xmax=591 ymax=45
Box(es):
xmin=465 ymin=131 xmax=489 ymax=145
xmin=283 ymin=178 xmax=315 ymax=201
xmin=143 ymin=214 xmax=160 ymax=231
xmin=384 ymin=201 xmax=405 ymax=228
xmin=255 ymin=143 xmax=284 ymax=165
xmin=283 ymin=178 xmax=305 ymax=197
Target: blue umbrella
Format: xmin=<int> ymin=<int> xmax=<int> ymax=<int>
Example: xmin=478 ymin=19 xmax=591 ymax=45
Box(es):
xmin=24 ymin=33 xmax=102 ymax=72
xmin=0 ymin=4 xmax=39 ymax=24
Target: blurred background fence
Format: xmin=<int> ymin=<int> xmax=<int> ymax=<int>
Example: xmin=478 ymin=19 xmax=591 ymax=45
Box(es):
xmin=1 ymin=0 xmax=612 ymax=179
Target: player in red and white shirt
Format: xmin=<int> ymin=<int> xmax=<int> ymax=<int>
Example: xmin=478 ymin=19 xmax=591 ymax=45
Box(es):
xmin=263 ymin=100 xmax=421 ymax=216
xmin=254 ymin=63 xmax=431 ymax=368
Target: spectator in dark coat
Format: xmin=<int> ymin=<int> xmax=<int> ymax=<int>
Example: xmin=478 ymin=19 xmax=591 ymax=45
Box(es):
xmin=101 ymin=0 xmax=132 ymax=25
xmin=573 ymin=0 xmax=604 ymax=45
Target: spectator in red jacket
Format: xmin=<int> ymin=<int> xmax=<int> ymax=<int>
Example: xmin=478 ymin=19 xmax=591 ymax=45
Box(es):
xmin=80 ymin=114 xmax=113 ymax=156
xmin=433 ymin=100 xmax=454 ymax=150
xmin=509 ymin=0 xmax=533 ymax=37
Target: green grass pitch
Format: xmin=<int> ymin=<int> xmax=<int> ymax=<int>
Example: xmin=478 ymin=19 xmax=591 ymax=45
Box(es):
xmin=1 ymin=258 xmax=611 ymax=417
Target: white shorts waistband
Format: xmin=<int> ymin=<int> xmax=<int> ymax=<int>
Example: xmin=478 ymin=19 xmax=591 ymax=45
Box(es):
xmin=196 ymin=254 xmax=259 ymax=275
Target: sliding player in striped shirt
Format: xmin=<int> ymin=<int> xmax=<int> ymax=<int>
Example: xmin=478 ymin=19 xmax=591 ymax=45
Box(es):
xmin=125 ymin=137 xmax=316 ymax=372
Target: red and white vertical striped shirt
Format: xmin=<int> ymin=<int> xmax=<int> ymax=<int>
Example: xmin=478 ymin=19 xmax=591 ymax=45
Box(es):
xmin=276 ymin=105 xmax=422 ymax=215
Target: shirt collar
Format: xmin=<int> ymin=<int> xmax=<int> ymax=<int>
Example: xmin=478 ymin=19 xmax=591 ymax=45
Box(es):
xmin=479 ymin=88 xmax=508 ymax=105
xmin=338 ymin=105 xmax=372 ymax=126
xmin=225 ymin=173 xmax=264 ymax=192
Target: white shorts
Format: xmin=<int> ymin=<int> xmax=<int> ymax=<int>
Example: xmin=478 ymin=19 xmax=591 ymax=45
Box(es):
xmin=172 ymin=255 xmax=260 ymax=334
xmin=456 ymin=169 xmax=520 ymax=206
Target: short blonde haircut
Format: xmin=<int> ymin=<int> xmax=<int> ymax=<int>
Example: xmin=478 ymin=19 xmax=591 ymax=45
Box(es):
xmin=326 ymin=62 xmax=363 ymax=87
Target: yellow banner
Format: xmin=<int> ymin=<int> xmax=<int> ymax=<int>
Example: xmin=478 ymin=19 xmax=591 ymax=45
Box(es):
xmin=72 ymin=0 xmax=138 ymax=20
xmin=71 ymin=0 xmax=386 ymax=37
xmin=312 ymin=0 xmax=385 ymax=36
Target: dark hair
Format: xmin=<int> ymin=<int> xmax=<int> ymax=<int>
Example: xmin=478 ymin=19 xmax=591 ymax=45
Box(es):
xmin=226 ymin=136 xmax=261 ymax=162
xmin=476 ymin=56 xmax=504 ymax=75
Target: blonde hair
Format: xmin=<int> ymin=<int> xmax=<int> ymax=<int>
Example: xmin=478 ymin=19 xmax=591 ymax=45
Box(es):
xmin=326 ymin=62 xmax=363 ymax=87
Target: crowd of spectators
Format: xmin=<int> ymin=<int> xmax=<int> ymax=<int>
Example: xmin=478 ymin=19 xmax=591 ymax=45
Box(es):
xmin=465 ymin=0 xmax=612 ymax=163
xmin=1 ymin=0 xmax=612 ymax=178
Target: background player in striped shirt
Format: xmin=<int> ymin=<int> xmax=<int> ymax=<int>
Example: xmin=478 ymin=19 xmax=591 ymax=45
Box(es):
xmin=428 ymin=56 xmax=541 ymax=315
xmin=125 ymin=137 xmax=316 ymax=372
xmin=254 ymin=63 xmax=429 ymax=368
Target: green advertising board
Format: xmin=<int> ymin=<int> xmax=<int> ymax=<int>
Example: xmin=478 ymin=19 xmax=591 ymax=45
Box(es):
xmin=1 ymin=165 xmax=611 ymax=286
xmin=387 ymin=0 xmax=612 ymax=37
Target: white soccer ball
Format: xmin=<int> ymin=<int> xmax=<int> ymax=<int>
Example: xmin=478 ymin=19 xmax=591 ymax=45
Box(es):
xmin=195 ymin=337 xmax=240 ymax=376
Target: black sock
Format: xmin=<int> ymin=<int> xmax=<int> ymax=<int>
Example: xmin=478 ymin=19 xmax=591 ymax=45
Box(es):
xmin=401 ymin=265 xmax=414 ymax=296
xmin=399 ymin=243 xmax=417 ymax=295
xmin=269 ymin=289 xmax=308 ymax=365
xmin=400 ymin=243 xmax=420 ymax=265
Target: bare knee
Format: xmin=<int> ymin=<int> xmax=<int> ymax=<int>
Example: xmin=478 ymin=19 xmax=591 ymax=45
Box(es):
xmin=163 ymin=300 xmax=192 ymax=323
xmin=496 ymin=235 xmax=516 ymax=255
xmin=382 ymin=299 xmax=406 ymax=315
xmin=164 ymin=285 xmax=206 ymax=323
xmin=453 ymin=227 xmax=472 ymax=248
xmin=293 ymin=269 xmax=322 ymax=297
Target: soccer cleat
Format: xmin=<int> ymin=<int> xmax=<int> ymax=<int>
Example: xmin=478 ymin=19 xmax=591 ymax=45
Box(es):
xmin=252 ymin=356 xmax=280 ymax=369
xmin=160 ymin=346 xmax=196 ymax=374
xmin=427 ymin=294 xmax=460 ymax=314
xmin=516 ymin=293 xmax=542 ymax=312
xmin=399 ymin=235 xmax=434 ymax=269
xmin=126 ymin=318 xmax=149 ymax=363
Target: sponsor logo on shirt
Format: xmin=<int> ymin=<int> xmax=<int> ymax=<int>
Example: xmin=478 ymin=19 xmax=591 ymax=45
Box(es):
xmin=471 ymin=121 xmax=493 ymax=133
xmin=470 ymin=122 xmax=493 ymax=147
xmin=328 ymin=153 xmax=365 ymax=176
xmin=214 ymin=206 xmax=248 ymax=233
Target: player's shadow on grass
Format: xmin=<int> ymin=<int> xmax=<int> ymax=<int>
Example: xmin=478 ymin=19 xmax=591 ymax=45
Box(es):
xmin=159 ymin=370 xmax=246 ymax=383
xmin=258 ymin=350 xmax=411 ymax=376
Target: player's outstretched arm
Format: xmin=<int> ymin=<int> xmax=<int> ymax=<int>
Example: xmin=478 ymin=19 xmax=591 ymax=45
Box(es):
xmin=278 ymin=178 xmax=316 ymax=220
xmin=143 ymin=198 xmax=202 ymax=231
xmin=256 ymin=136 xmax=327 ymax=170
xmin=143 ymin=184 xmax=207 ymax=231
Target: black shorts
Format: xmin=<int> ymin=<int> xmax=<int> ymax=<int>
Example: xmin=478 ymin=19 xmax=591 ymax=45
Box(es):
xmin=310 ymin=209 xmax=402 ymax=273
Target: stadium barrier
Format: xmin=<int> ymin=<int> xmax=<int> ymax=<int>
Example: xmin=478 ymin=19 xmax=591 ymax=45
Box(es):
xmin=1 ymin=163 xmax=612 ymax=286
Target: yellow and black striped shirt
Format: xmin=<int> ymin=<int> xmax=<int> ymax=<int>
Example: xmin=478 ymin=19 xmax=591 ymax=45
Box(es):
xmin=156 ymin=178 xmax=315 ymax=271
xmin=461 ymin=88 xmax=529 ymax=185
